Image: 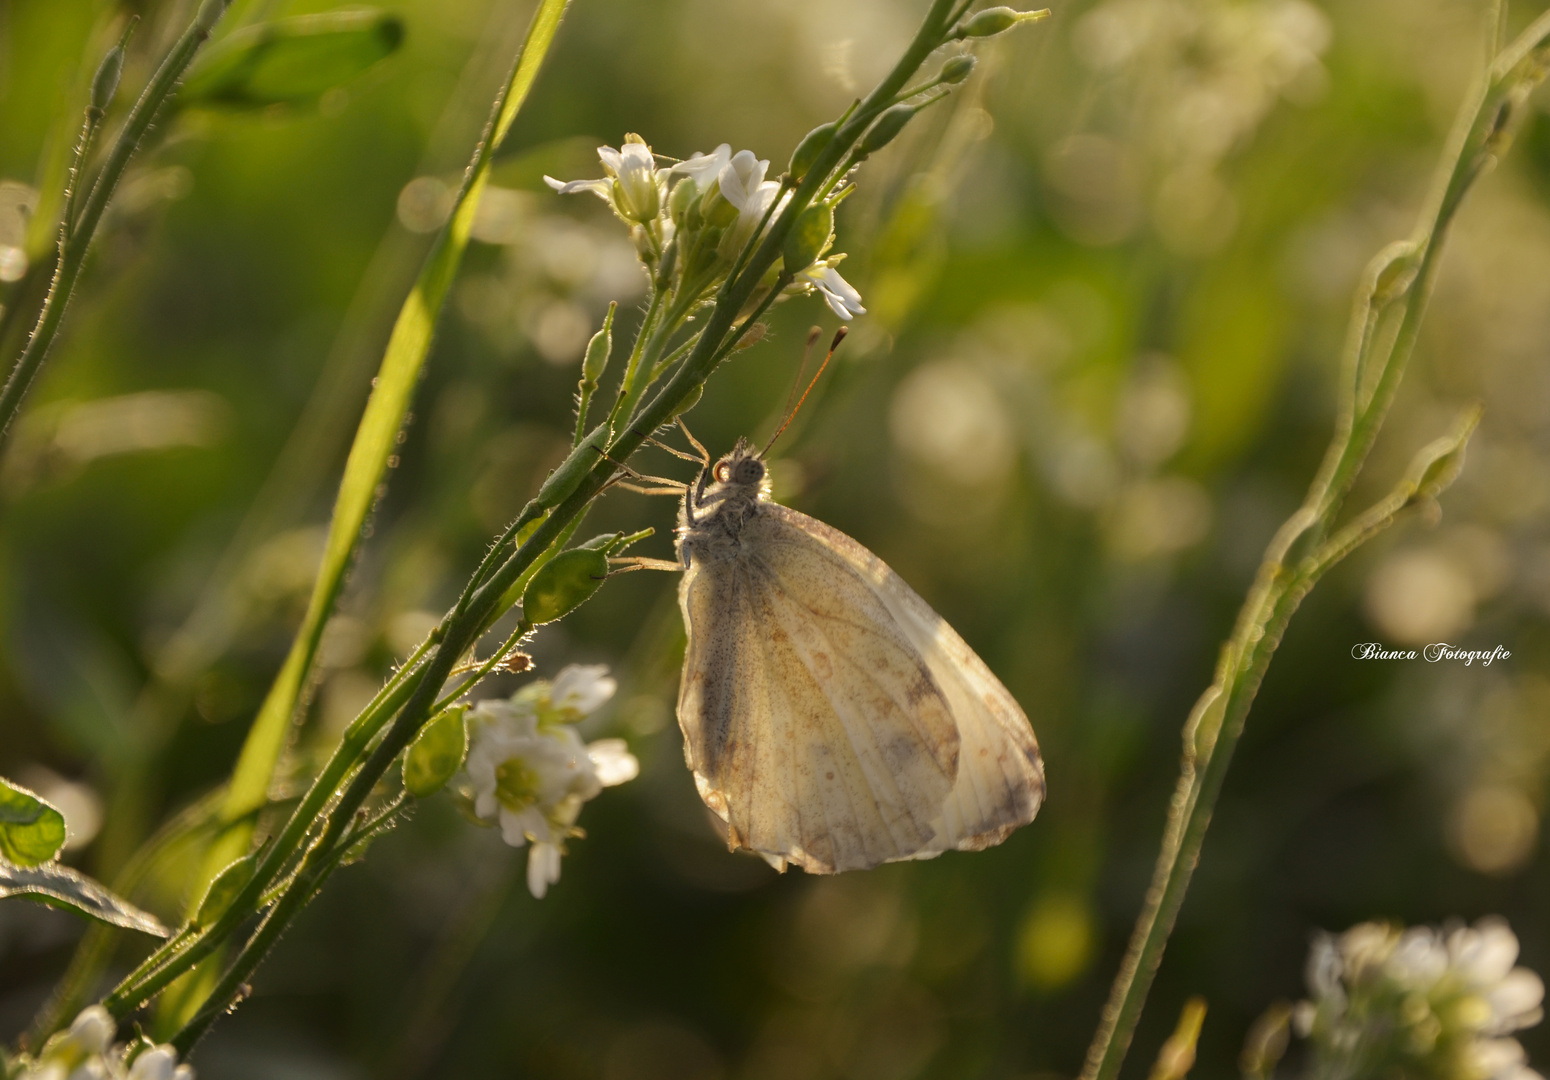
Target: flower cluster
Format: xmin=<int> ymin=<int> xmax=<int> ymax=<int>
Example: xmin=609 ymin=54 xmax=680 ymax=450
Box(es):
xmin=545 ymin=136 xmax=864 ymax=320
xmin=13 ymin=1007 xmax=192 ymax=1080
xmin=463 ymin=665 xmax=638 ymax=898
xmin=1296 ymin=917 xmax=1545 ymax=1080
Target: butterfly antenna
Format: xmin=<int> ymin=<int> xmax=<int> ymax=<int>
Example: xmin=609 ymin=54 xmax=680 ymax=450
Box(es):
xmin=762 ymin=326 xmax=846 ymax=458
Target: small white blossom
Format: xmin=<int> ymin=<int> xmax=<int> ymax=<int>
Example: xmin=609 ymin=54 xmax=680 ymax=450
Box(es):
xmin=14 ymin=1011 xmax=194 ymax=1080
xmin=463 ymin=666 xmax=637 ymax=898
xmin=1298 ymin=917 xmax=1545 ymax=1080
xmin=797 ymin=261 xmax=866 ymax=319
xmin=545 ymin=134 xmax=667 ymax=225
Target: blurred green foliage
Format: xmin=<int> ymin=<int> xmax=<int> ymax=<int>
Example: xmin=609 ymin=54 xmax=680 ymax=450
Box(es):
xmin=2 ymin=0 xmax=1549 ymax=1077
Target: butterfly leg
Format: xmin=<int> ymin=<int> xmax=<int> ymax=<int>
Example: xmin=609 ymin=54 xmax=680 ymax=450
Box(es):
xmin=606 ymin=556 xmax=685 ymax=575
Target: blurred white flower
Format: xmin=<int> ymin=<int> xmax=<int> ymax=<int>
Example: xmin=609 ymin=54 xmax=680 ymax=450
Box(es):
xmin=796 ymin=261 xmax=866 ymax=319
xmin=463 ymin=665 xmax=637 ymax=898
xmin=545 ymin=134 xmax=667 ymax=225
xmin=15 ymin=1009 xmax=194 ymax=1080
xmin=1298 ymin=917 xmax=1545 ymax=1080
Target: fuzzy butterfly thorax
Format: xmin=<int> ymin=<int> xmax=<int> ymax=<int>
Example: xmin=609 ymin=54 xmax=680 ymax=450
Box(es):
xmin=678 ymin=438 xmax=771 ymax=561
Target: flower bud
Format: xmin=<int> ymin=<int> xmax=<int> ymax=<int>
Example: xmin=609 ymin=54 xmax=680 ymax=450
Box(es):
xmin=670 ymin=381 xmax=704 ymax=418
xmin=939 ymin=54 xmax=976 ymax=84
xmin=960 ymin=6 xmax=1048 ymax=37
xmin=403 ymin=705 xmax=469 ymax=798
xmin=91 ymin=44 xmax=126 ymax=114
xmin=194 ymin=0 xmax=231 ymax=35
xmin=782 ymin=202 xmax=834 ymax=275
xmin=669 ymin=176 xmax=700 ymax=225
xmin=582 ymin=303 xmax=615 ymax=385
xmin=856 ymin=104 xmax=916 ymax=158
xmin=788 ymin=121 xmax=838 ymax=183
xmin=522 ymin=548 xmax=609 ymax=625
xmin=700 ymin=186 xmax=739 ymax=228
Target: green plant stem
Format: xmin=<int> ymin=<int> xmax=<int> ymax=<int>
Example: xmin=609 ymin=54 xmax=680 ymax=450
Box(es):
xmin=96 ymin=0 xmax=961 ymax=1041
xmin=1078 ymin=15 xmax=1550 ymax=1080
xmin=0 ymin=2 xmax=232 ymax=445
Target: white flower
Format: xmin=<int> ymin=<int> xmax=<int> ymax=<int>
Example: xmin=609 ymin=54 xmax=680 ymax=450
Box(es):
xmin=16 ymin=1011 xmax=194 ymax=1080
xmin=551 ymin=663 xmax=617 ymax=717
xmin=1298 ymin=917 xmax=1545 ymax=1080
xmin=715 ymin=149 xmax=771 ymax=215
xmin=799 ymin=262 xmax=866 ymax=319
xmin=462 ymin=668 xmax=638 ymax=898
xmin=671 ymin=143 xmax=732 ymax=191
xmin=545 ymin=134 xmax=666 ymax=224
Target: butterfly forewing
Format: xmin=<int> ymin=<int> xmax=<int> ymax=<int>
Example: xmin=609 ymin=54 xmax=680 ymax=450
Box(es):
xmin=679 ymin=511 xmax=961 ymax=874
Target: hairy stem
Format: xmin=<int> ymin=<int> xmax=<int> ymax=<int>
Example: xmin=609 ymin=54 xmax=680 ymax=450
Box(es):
xmin=1079 ymin=14 xmax=1550 ymax=1080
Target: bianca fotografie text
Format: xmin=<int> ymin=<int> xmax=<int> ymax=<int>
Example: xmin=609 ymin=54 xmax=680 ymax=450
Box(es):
xmin=1351 ymin=642 xmax=1512 ymax=666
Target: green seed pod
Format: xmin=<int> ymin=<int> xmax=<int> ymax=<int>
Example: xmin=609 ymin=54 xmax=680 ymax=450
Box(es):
xmin=670 ymin=381 xmax=705 ymax=418
xmin=960 ymin=6 xmax=1046 ymax=37
xmin=856 ymin=104 xmax=916 ymax=158
xmin=91 ymin=45 xmax=126 ymax=114
xmin=403 ymin=705 xmax=469 ymax=798
xmin=783 ymin=202 xmax=834 ymax=275
xmin=538 ymin=424 xmax=608 ymax=508
xmin=939 ymin=54 xmax=977 ymax=84
xmin=583 ymin=304 xmax=615 ymax=385
xmin=788 ymin=121 xmax=838 ymax=183
xmin=522 ymin=547 xmax=609 ymax=625
xmin=194 ymin=852 xmax=257 ymax=928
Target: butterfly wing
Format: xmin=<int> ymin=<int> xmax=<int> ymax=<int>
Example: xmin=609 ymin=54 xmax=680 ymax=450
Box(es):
xmin=678 ymin=509 xmax=961 ymax=874
xmin=760 ymin=505 xmax=1045 ymax=857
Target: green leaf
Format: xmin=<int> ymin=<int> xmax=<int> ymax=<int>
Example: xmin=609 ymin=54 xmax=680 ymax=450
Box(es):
xmin=0 ymin=777 xmax=66 ymax=867
xmin=193 ymin=852 xmax=257 ymax=929
xmin=192 ymin=0 xmax=574 ymax=909
xmin=0 ymin=861 xmax=168 ymax=937
xmin=403 ymin=706 xmax=468 ymax=798
xmin=181 ymin=10 xmax=405 ymax=109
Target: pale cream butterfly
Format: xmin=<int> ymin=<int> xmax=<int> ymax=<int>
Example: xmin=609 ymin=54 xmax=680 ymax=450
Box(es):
xmin=670 ymin=427 xmax=1044 ymax=875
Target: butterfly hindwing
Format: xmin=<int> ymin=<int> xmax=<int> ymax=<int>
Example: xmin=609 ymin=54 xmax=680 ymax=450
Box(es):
xmin=678 ymin=510 xmax=960 ymax=873
xmin=760 ymin=505 xmax=1045 ymax=857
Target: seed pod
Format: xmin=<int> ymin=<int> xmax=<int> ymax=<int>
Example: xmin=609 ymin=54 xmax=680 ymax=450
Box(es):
xmin=583 ymin=304 xmax=615 ymax=385
xmin=783 ymin=202 xmax=834 ymax=275
xmin=91 ymin=44 xmax=127 ymax=114
xmin=403 ymin=705 xmax=469 ymax=798
xmin=538 ymin=424 xmax=608 ymax=508
xmin=670 ymin=381 xmax=705 ymax=418
xmin=960 ymin=6 xmax=1047 ymax=37
xmin=788 ymin=121 xmax=838 ymax=183
xmin=522 ymin=547 xmax=609 ymax=625
xmin=856 ymin=104 xmax=916 ymax=158
xmin=939 ymin=54 xmax=976 ymax=84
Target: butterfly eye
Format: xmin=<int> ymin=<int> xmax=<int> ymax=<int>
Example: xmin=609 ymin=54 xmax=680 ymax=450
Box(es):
xmin=714 ymin=462 xmax=730 ymax=482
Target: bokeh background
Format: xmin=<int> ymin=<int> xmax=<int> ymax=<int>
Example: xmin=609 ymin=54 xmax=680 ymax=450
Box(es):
xmin=3 ymin=0 xmax=1549 ymax=1076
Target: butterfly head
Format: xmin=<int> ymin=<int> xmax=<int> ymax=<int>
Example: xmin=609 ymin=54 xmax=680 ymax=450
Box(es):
xmin=710 ymin=438 xmax=767 ymax=491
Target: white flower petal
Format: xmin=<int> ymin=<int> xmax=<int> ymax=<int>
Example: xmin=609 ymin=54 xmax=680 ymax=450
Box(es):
xmin=67 ymin=1007 xmax=114 ymax=1056
xmin=551 ymin=664 xmax=617 ymax=715
xmin=543 ymin=176 xmax=613 ymax=200
xmin=671 ymin=144 xmax=731 ymax=187
xmin=127 ymin=1047 xmax=180 ymax=1080
xmin=1489 ymin=970 xmax=1546 ymax=1031
xmin=1453 ymin=919 xmax=1521 ymax=984
xmin=587 ymin=739 xmax=640 ymax=786
xmin=527 ymin=842 xmax=563 ymax=898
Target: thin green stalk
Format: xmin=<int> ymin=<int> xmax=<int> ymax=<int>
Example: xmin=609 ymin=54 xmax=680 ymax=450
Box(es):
xmin=1078 ymin=15 xmax=1550 ymax=1080
xmin=0 ymin=1 xmax=233 ymax=445
xmin=98 ymin=0 xmax=960 ymax=1036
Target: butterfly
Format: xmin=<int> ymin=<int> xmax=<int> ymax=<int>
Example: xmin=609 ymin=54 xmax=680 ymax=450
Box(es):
xmin=673 ymin=438 xmax=1044 ymax=874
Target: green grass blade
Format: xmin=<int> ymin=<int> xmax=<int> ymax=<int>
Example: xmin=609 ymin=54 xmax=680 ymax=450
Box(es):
xmin=204 ymin=0 xmax=573 ymax=869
